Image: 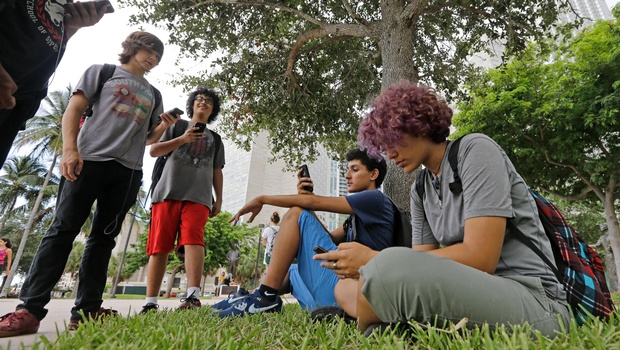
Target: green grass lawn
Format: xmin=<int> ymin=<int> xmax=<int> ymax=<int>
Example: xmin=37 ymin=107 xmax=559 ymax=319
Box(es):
xmin=24 ymin=302 xmax=620 ymax=349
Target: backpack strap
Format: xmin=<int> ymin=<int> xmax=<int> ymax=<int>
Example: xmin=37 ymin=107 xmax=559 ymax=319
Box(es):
xmin=507 ymin=215 xmax=563 ymax=282
xmin=148 ymin=86 xmax=163 ymax=131
xmin=414 ymin=136 xmax=464 ymax=199
xmin=210 ymin=129 xmax=222 ymax=160
xmin=85 ymin=63 xmax=116 ymax=117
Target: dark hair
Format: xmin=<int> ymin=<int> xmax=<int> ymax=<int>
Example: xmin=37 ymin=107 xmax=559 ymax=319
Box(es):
xmin=118 ymin=31 xmax=165 ymax=65
xmin=358 ymin=81 xmax=452 ymax=158
xmin=1 ymin=238 xmax=11 ymax=249
xmin=271 ymin=212 xmax=280 ymax=224
xmin=345 ymin=148 xmax=388 ymax=188
xmin=186 ymin=87 xmax=222 ymax=124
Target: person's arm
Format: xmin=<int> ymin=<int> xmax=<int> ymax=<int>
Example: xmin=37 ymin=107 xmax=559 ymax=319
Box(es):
xmin=146 ymin=112 xmax=181 ymax=146
xmin=422 ymin=216 xmax=506 ymax=274
xmin=229 ymin=194 xmax=353 ymax=225
xmin=0 ymin=63 xmax=17 ymax=109
xmin=261 ymin=237 xmax=268 ymax=246
xmin=60 ymin=92 xmax=89 ymax=181
xmin=211 ymin=167 xmax=223 ymax=217
xmin=63 ymin=1 xmax=107 ymax=39
xmin=5 ymin=248 xmax=12 ymax=274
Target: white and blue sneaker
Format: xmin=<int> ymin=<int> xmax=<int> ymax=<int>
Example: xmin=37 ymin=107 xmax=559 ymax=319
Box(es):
xmin=211 ymin=288 xmax=250 ymax=310
xmin=217 ymin=290 xmax=282 ymax=318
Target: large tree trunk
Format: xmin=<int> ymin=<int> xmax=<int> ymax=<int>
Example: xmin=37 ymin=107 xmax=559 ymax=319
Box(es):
xmin=603 ymin=190 xmax=620 ymax=290
xmin=378 ymin=0 xmax=423 ymax=210
xmin=0 ymin=196 xmax=17 ymax=233
xmin=1 ymin=152 xmax=58 ymax=297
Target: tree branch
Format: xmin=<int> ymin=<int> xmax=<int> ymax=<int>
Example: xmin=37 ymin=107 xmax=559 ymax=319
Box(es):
xmin=401 ymin=0 xmax=431 ymax=23
xmin=424 ymin=1 xmax=534 ymax=34
xmin=185 ymin=0 xmax=323 ymax=26
xmin=342 ymin=0 xmax=369 ymax=25
xmin=284 ymin=23 xmax=378 ymax=88
xmin=536 ymin=185 xmax=593 ymax=201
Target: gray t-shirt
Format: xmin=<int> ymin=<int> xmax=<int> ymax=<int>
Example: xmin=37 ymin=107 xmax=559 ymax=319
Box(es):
xmin=151 ymin=121 xmax=225 ymax=208
xmin=76 ymin=65 xmax=162 ymax=170
xmin=411 ymin=133 xmax=565 ymax=300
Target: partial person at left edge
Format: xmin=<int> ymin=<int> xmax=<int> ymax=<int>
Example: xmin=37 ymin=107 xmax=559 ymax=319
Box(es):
xmin=0 ymin=0 xmax=109 ymax=168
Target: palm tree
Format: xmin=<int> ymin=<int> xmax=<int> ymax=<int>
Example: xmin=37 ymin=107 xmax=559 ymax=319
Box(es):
xmin=0 ymin=87 xmax=69 ymax=297
xmin=0 ymin=156 xmax=47 ymax=233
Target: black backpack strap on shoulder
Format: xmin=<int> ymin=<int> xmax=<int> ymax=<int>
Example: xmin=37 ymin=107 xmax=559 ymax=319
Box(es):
xmin=210 ymin=129 xmax=222 ymax=157
xmin=85 ymin=63 xmax=116 ymax=117
xmin=148 ymin=86 xmax=163 ymax=131
xmin=447 ymin=136 xmax=463 ymax=195
xmin=507 ymin=220 xmax=562 ymax=282
xmin=415 ymin=168 xmax=427 ymax=199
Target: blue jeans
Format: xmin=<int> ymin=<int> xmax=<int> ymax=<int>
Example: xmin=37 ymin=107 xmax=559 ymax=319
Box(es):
xmin=17 ymin=161 xmax=142 ymax=320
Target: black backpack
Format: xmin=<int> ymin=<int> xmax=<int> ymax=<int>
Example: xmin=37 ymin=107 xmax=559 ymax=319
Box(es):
xmin=416 ymin=136 xmax=614 ymax=324
xmin=149 ymin=119 xmax=222 ymax=197
xmin=81 ymin=63 xmax=162 ymax=130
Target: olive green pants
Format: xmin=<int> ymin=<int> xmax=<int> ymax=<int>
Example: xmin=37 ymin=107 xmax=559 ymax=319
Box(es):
xmin=359 ymin=248 xmax=570 ymax=338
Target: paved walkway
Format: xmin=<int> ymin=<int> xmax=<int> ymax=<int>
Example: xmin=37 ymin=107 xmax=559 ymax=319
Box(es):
xmin=0 ymin=295 xmax=296 ymax=349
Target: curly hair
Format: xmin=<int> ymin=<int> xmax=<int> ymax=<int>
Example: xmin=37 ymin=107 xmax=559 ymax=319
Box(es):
xmin=345 ymin=148 xmax=388 ymax=188
xmin=118 ymin=31 xmax=164 ymax=65
xmin=186 ymin=87 xmax=222 ymax=124
xmin=271 ymin=212 xmax=280 ymax=224
xmin=357 ymin=81 xmax=452 ymax=158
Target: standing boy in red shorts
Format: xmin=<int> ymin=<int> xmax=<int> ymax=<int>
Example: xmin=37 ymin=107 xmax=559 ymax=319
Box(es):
xmin=141 ymin=87 xmax=224 ymax=312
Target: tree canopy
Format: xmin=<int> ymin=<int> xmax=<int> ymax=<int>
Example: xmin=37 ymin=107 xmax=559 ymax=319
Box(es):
xmin=121 ymin=0 xmax=577 ymax=169
xmin=453 ymin=14 xmax=620 ymax=286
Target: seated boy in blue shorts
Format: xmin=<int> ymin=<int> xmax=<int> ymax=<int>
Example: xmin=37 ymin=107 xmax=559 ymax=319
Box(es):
xmin=215 ymin=149 xmax=396 ymax=317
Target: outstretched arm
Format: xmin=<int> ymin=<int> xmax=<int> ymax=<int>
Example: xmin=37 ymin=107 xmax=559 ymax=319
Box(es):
xmin=229 ymin=194 xmax=352 ymax=224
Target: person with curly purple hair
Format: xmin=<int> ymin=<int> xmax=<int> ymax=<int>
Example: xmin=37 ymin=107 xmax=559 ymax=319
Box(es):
xmin=318 ymin=81 xmax=569 ymax=338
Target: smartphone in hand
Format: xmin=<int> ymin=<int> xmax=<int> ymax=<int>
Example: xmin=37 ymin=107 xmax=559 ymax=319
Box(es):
xmin=92 ymin=0 xmax=115 ymax=13
xmin=167 ymin=108 xmax=184 ymax=118
xmin=313 ymin=246 xmax=328 ymax=255
xmin=194 ymin=122 xmax=207 ymax=133
xmin=299 ymin=164 xmax=313 ymax=192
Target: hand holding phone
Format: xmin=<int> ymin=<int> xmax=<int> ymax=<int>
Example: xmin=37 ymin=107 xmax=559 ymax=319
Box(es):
xmin=194 ymin=122 xmax=207 ymax=133
xmin=167 ymin=108 xmax=184 ymax=118
xmin=313 ymin=246 xmax=328 ymax=255
xmin=92 ymin=0 xmax=115 ymax=13
xmin=299 ymin=164 xmax=313 ymax=192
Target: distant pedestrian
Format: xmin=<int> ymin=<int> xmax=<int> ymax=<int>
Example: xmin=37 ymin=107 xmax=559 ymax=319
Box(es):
xmin=0 ymin=238 xmax=12 ymax=292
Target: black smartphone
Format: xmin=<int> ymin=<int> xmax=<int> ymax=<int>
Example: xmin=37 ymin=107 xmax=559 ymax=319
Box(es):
xmin=167 ymin=107 xmax=184 ymax=118
xmin=299 ymin=164 xmax=313 ymax=192
xmin=92 ymin=0 xmax=115 ymax=13
xmin=313 ymin=246 xmax=328 ymax=254
xmin=194 ymin=122 xmax=207 ymax=133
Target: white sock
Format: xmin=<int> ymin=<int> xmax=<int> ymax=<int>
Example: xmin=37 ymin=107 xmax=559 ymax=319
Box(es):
xmin=146 ymin=296 xmax=158 ymax=305
xmin=187 ymin=287 xmax=201 ymax=298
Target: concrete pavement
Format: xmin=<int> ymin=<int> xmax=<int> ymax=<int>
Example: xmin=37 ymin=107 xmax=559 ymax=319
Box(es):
xmin=0 ymin=294 xmax=292 ymax=349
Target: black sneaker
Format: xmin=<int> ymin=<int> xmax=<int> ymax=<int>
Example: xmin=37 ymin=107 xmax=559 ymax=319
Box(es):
xmin=178 ymin=291 xmax=201 ymax=310
xmin=140 ymin=303 xmax=159 ymax=314
xmin=310 ymin=306 xmax=355 ymax=324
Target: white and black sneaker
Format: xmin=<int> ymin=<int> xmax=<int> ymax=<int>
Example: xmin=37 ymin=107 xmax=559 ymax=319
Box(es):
xmin=217 ymin=290 xmax=282 ymax=318
xmin=211 ymin=288 xmax=250 ymax=310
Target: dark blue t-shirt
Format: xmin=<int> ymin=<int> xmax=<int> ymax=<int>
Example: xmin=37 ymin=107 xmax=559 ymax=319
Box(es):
xmin=345 ymin=190 xmax=395 ymax=250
